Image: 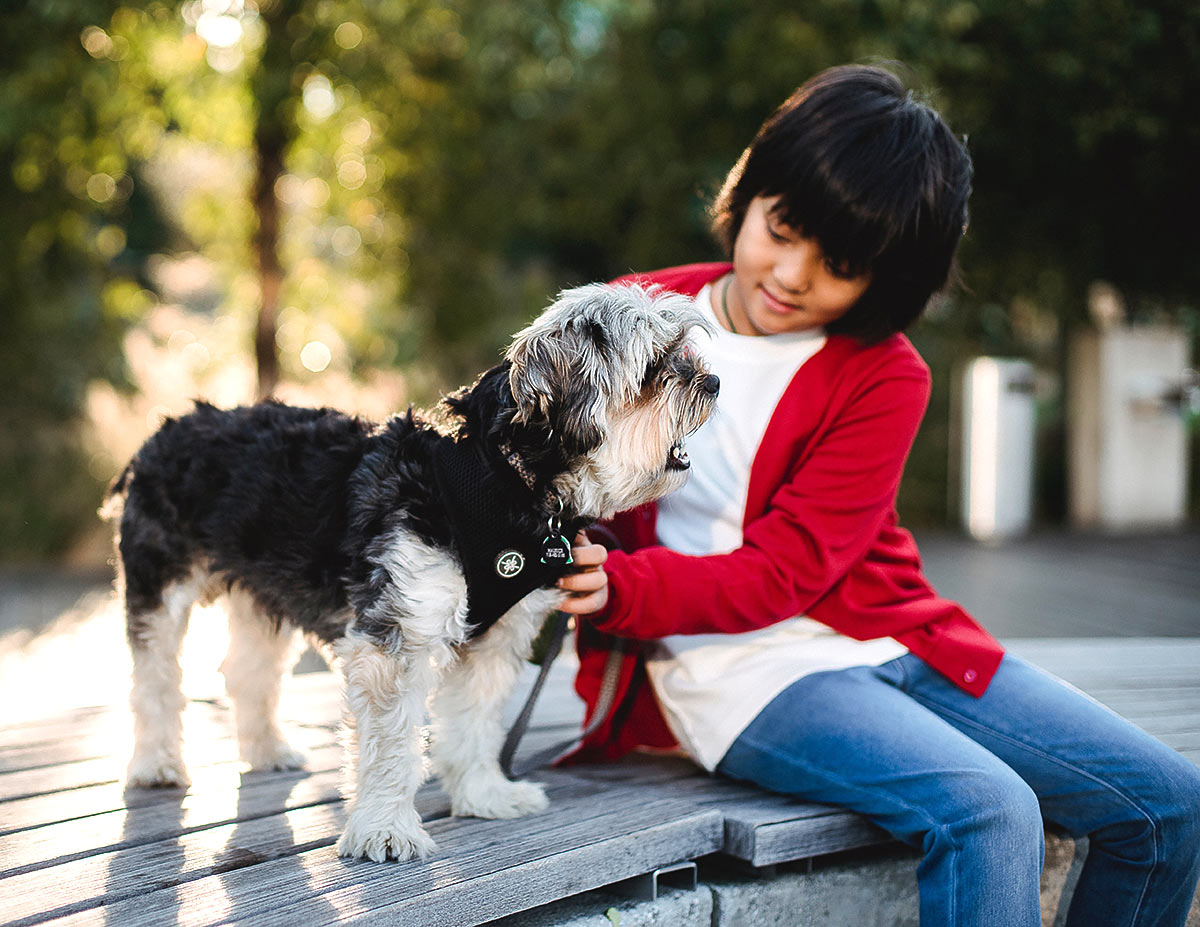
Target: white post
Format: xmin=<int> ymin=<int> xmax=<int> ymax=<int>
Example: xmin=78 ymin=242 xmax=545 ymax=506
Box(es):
xmin=960 ymin=357 xmax=1036 ymax=542
xmin=1067 ymin=326 xmax=1193 ymax=532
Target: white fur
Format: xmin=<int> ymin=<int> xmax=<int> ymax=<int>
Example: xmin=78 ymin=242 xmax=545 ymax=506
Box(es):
xmin=335 ymin=534 xmax=557 ymax=860
xmin=430 ymin=588 xmax=559 ymax=819
xmin=562 ymin=405 xmax=694 ymax=519
xmin=359 ymin=525 xmax=473 ymax=659
xmin=126 ymin=570 xmax=206 ymax=788
xmin=335 ymin=527 xmax=475 ymax=861
xmin=334 ymin=633 xmax=441 ymax=862
xmin=221 ymin=587 xmax=306 ymax=772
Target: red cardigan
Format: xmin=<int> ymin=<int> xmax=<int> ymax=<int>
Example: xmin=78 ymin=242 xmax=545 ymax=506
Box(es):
xmin=566 ymin=263 xmax=1005 ymax=764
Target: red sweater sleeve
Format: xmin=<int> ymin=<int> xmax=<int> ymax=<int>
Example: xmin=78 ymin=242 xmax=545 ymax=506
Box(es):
xmin=591 ymin=340 xmax=931 ymax=640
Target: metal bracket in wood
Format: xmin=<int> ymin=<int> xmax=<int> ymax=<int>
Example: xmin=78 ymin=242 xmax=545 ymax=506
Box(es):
xmin=609 ymin=860 xmax=698 ymax=901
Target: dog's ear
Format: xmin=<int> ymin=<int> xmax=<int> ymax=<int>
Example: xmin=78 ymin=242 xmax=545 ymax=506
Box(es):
xmin=507 ymin=321 xmax=607 ymax=457
xmin=551 ymin=374 xmax=606 ymax=456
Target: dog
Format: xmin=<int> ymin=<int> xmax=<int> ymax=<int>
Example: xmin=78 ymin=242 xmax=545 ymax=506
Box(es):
xmin=105 ymin=282 xmax=718 ymax=862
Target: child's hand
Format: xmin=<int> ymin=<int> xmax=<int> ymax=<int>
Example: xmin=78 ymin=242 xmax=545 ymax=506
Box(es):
xmin=556 ymin=530 xmax=609 ymax=616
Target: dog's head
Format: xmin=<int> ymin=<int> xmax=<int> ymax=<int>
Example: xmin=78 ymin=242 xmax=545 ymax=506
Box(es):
xmin=506 ymin=282 xmax=719 ymax=519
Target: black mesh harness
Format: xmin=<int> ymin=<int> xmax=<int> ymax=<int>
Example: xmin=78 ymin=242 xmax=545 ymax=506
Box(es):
xmin=433 ymin=437 xmax=586 ymax=637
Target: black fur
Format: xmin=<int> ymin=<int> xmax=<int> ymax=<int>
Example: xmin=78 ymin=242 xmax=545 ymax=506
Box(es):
xmin=113 ymin=364 xmax=574 ymax=651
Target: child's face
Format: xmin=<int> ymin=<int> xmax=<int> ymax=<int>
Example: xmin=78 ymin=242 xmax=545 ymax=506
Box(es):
xmin=728 ymin=196 xmax=873 ymax=336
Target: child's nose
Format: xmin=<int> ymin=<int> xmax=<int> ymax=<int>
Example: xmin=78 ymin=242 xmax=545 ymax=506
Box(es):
xmin=776 ymin=241 xmax=818 ymax=294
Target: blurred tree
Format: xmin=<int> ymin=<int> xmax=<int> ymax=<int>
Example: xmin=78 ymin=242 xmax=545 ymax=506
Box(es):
xmin=1 ymin=0 xmax=146 ymax=558
xmin=2 ymin=0 xmax=1197 ymax=559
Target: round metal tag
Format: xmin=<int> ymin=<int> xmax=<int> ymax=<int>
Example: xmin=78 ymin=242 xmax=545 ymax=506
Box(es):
xmin=494 ymin=549 xmax=525 ymax=579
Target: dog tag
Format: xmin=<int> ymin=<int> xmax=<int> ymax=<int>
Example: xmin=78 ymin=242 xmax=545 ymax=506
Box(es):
xmin=540 ymin=534 xmax=573 ymax=566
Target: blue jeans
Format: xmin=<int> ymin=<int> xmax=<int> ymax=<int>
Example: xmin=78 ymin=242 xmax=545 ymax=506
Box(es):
xmin=717 ymin=653 xmax=1200 ymax=927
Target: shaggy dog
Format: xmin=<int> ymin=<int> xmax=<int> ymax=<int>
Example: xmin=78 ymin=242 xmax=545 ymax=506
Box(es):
xmin=106 ymin=282 xmax=718 ymax=861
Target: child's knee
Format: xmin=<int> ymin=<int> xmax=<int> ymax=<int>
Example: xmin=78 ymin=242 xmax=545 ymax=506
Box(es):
xmin=938 ymin=766 xmax=1043 ymax=848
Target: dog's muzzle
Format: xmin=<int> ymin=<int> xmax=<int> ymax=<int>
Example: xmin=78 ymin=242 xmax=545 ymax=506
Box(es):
xmin=667 ymin=373 xmax=720 ymax=471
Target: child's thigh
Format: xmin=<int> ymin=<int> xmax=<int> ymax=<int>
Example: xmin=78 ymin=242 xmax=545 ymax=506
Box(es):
xmin=717 ymin=658 xmax=1039 ymax=844
xmin=892 ymin=652 xmax=1199 ymax=834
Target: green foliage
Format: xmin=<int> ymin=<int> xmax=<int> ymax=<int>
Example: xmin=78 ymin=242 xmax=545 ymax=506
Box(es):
xmin=2 ymin=0 xmax=1198 ymax=558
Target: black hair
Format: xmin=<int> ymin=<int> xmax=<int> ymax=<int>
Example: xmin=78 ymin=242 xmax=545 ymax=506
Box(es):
xmin=711 ymin=64 xmax=972 ymax=343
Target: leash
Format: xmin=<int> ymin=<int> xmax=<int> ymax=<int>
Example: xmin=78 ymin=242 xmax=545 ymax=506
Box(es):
xmin=500 ymin=611 xmax=625 ymax=779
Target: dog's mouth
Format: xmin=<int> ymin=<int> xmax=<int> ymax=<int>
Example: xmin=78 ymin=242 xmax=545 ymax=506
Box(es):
xmin=668 ymin=440 xmax=691 ymax=471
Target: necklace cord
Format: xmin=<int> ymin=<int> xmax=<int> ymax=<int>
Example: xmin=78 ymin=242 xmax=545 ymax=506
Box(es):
xmin=719 ymin=274 xmax=738 ymax=335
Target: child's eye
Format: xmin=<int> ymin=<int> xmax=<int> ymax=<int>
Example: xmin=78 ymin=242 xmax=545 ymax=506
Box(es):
xmin=825 ymin=259 xmax=855 ymax=280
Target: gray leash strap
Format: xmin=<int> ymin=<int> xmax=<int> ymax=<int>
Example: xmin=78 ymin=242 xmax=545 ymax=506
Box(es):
xmin=500 ymin=613 xmax=625 ymax=779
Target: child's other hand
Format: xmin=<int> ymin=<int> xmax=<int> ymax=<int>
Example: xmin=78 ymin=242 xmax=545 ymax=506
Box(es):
xmin=556 ymin=530 xmax=609 ymax=616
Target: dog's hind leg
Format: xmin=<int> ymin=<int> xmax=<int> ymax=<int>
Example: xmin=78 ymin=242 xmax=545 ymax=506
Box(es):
xmin=221 ymin=588 xmax=306 ymax=772
xmin=429 ymin=591 xmax=556 ymax=820
xmin=125 ymin=570 xmax=204 ymax=788
xmin=334 ymin=632 xmax=442 ymax=862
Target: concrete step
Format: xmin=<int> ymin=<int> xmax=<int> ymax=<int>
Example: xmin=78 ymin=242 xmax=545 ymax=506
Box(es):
xmin=488 ymin=832 xmax=1200 ymax=927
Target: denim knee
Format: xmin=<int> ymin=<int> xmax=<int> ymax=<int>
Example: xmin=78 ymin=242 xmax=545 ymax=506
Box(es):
xmin=1093 ymin=748 xmax=1200 ymax=868
xmin=931 ymin=765 xmax=1044 ymax=852
xmin=1160 ymin=755 xmax=1200 ymax=853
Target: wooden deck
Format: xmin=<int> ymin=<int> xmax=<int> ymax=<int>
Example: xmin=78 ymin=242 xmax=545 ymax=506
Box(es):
xmin=2 ymin=636 xmax=1198 ymax=927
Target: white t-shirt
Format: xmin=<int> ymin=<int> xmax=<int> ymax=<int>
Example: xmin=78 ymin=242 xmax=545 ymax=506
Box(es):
xmin=645 ymin=283 xmax=906 ymax=771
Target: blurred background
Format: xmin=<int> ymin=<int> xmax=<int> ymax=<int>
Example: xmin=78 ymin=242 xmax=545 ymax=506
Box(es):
xmin=1 ymin=1 xmax=1197 ymax=593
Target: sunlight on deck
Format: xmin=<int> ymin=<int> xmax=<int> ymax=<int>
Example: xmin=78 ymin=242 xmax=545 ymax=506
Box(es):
xmin=0 ymin=593 xmax=232 ymax=724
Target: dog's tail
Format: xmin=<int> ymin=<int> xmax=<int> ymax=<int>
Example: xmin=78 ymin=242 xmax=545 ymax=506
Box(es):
xmin=98 ymin=463 xmax=133 ymax=522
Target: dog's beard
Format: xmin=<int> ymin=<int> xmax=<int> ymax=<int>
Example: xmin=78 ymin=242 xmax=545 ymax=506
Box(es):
xmin=563 ymin=382 xmax=715 ymax=519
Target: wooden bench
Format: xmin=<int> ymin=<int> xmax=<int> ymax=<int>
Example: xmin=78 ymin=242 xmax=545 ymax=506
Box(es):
xmin=2 ymin=638 xmax=1198 ymax=927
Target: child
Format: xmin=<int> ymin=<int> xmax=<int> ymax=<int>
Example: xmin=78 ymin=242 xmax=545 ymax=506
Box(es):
xmin=554 ymin=64 xmax=1200 ymax=926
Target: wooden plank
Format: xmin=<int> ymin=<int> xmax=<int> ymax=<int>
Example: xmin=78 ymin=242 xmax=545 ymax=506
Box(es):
xmin=320 ymin=809 xmax=723 ymax=927
xmin=0 ymin=741 xmax=345 ymax=841
xmin=3 ymin=633 xmax=1198 ymax=927
xmin=0 ymin=711 xmax=127 ymax=772
xmin=3 ymin=773 xmax=636 ymax=926
xmin=1 ymin=679 xmax=344 ymax=807
xmin=0 ymin=709 xmax=112 ymax=752
xmin=1007 ymin=638 xmax=1200 ymax=672
xmin=0 ymin=764 xmax=349 ymax=877
xmin=736 ymin=811 xmax=892 ymax=868
xmin=653 ymin=782 xmax=896 ymax=867
xmin=0 ymin=802 xmax=343 ymax=925
xmin=0 ymin=669 xmax=341 ymax=762
xmin=0 ymin=705 xmax=236 ymax=803
xmin=32 ymin=784 xmax=723 ymax=927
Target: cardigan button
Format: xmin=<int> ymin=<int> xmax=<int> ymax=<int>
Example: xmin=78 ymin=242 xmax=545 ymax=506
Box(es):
xmin=963 ymin=669 xmax=979 ymax=684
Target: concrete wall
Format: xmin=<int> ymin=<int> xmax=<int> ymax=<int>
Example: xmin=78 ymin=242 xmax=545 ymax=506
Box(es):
xmin=489 ymin=833 xmax=1200 ymax=927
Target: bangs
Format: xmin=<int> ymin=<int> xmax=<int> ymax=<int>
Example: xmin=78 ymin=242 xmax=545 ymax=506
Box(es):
xmin=760 ymin=110 xmax=936 ymax=278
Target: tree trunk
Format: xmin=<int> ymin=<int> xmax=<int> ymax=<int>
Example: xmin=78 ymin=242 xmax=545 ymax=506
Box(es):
xmin=249 ymin=0 xmax=300 ymax=401
xmin=252 ymin=124 xmax=284 ymax=400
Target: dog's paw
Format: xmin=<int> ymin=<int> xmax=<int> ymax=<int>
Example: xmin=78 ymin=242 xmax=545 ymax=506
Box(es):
xmin=243 ymin=739 xmax=307 ymax=772
xmin=338 ymin=808 xmax=436 ymax=862
xmin=452 ymin=777 xmax=549 ymax=820
xmin=126 ymin=753 xmax=191 ymax=789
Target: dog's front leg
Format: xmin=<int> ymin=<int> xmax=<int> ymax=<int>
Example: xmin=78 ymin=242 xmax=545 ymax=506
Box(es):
xmin=335 ymin=633 xmax=440 ymax=862
xmin=430 ymin=590 xmax=557 ymax=819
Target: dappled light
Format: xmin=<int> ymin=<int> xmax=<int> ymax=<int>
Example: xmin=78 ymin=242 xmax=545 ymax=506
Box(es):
xmin=0 ymin=592 xmax=229 ymax=724
xmin=2 ymin=0 xmax=1198 ymax=558
xmin=83 ymin=295 xmax=410 ymax=502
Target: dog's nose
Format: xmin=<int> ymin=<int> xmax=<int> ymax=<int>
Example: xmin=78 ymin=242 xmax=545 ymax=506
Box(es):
xmin=701 ymin=374 xmax=720 ymax=395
